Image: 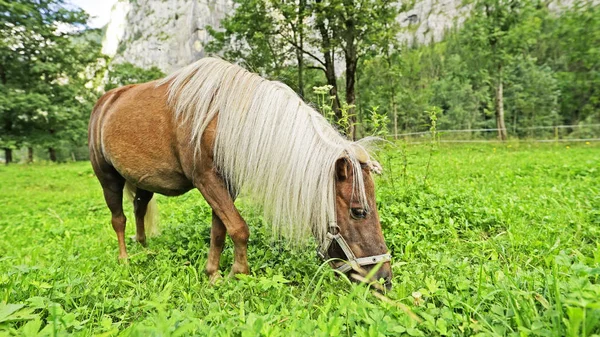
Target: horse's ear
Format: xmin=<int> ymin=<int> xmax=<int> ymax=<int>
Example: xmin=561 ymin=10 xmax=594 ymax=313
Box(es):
xmin=335 ymin=157 xmax=350 ymax=181
xmin=368 ymin=160 xmax=383 ymax=175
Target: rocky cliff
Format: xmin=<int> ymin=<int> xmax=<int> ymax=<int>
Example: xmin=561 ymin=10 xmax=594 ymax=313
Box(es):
xmin=102 ymin=0 xmax=586 ymax=73
xmin=102 ymin=0 xmax=473 ymax=72
xmin=397 ymin=0 xmax=582 ymax=44
xmin=102 ymin=0 xmax=232 ymax=73
xmin=397 ymin=0 xmax=470 ymax=45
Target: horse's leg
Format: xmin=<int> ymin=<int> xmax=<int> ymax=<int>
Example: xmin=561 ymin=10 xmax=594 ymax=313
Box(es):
xmin=206 ymin=211 xmax=227 ymax=282
xmin=99 ymin=174 xmax=128 ymax=259
xmin=133 ymin=188 xmax=154 ymax=247
xmin=196 ymin=172 xmax=249 ymax=277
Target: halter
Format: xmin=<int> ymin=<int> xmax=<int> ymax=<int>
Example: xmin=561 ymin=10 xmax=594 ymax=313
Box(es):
xmin=316 ymin=223 xmax=391 ymax=274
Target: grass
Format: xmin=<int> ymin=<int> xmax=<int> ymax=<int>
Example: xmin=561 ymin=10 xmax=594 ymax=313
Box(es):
xmin=0 ymin=142 xmax=599 ymax=336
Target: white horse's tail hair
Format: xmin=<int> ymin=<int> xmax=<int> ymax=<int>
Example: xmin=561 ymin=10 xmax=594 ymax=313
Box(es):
xmin=124 ymin=181 xmax=160 ymax=237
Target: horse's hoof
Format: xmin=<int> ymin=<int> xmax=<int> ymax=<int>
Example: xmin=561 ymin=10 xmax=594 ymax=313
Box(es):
xmin=129 ymin=235 xmax=147 ymax=247
xmin=228 ymin=269 xmax=249 ymax=279
xmin=209 ymin=272 xmax=223 ymax=285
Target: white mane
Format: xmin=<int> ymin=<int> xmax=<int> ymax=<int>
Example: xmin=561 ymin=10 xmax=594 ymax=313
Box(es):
xmin=160 ymin=57 xmax=374 ymax=244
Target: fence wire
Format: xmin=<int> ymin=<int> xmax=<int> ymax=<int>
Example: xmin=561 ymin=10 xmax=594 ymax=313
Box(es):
xmin=390 ymin=124 xmax=600 ymax=144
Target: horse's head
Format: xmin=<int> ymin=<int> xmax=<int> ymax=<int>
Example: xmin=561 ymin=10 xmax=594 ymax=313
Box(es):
xmin=318 ymin=148 xmax=392 ymax=290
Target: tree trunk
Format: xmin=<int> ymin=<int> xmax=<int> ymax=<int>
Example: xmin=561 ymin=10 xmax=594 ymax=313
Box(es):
xmin=495 ymin=67 xmax=507 ymax=141
xmin=314 ymin=2 xmax=341 ymax=120
xmin=391 ymin=92 xmax=398 ymax=140
xmin=0 ymin=63 xmax=6 ymax=86
xmin=296 ymin=50 xmax=304 ymax=97
xmin=344 ymin=5 xmax=357 ymax=140
xmin=48 ymin=147 xmax=57 ymax=162
xmin=345 ymin=56 xmax=357 ymax=140
xmin=4 ymin=148 xmax=12 ymax=165
xmin=355 ymin=66 xmax=361 ymax=138
xmin=28 ymin=147 xmax=33 ymax=163
xmin=384 ymin=51 xmax=398 ymax=140
xmin=323 ymin=50 xmax=341 ymax=119
xmin=296 ymin=0 xmax=305 ymax=97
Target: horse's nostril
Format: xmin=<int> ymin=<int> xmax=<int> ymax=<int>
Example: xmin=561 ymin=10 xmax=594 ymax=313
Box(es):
xmin=374 ymin=270 xmax=393 ymax=289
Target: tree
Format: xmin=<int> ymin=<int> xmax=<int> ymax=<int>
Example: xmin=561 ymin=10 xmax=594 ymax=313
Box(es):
xmin=544 ymin=1 xmax=600 ymax=125
xmin=207 ymin=0 xmax=598 ymax=140
xmin=207 ymin=0 xmax=399 ymax=138
xmin=463 ymin=0 xmax=543 ymax=140
xmin=206 ymin=0 xmax=298 ymax=86
xmin=504 ymin=57 xmax=559 ymax=136
xmin=318 ymin=0 xmax=399 ymax=138
xmin=0 ymin=0 xmax=103 ymax=163
xmin=104 ymin=62 xmax=165 ymax=92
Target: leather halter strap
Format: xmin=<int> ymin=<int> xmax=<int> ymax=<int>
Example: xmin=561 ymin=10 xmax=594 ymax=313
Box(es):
xmin=317 ymin=224 xmax=391 ymax=273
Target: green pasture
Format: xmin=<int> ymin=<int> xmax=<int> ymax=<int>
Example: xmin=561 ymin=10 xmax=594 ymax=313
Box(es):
xmin=1 ymin=142 xmax=599 ymax=336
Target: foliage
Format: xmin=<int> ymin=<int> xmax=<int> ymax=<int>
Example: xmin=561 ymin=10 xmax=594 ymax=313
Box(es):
xmin=3 ymin=0 xmax=599 ymax=160
xmin=104 ymin=63 xmax=165 ymax=92
xmin=362 ymin=106 xmax=389 ymax=137
xmin=207 ymin=0 xmax=401 ymax=136
xmin=1 ymin=143 xmax=599 ymax=335
xmin=422 ymin=106 xmax=440 ymax=184
xmin=543 ymin=1 xmax=600 ymax=125
xmin=504 ymin=57 xmax=560 ymax=134
xmin=0 ymin=0 xmax=105 ymax=161
xmin=206 ymin=0 xmax=290 ymax=77
xmin=208 ymin=0 xmax=599 ymax=138
xmin=313 ymin=84 xmax=336 ymax=122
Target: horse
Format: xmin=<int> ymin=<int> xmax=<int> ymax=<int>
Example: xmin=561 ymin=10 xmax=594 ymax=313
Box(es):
xmin=88 ymin=58 xmax=392 ymax=287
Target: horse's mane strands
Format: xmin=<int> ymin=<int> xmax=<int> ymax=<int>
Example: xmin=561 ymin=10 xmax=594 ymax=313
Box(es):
xmin=159 ymin=57 xmax=374 ymax=244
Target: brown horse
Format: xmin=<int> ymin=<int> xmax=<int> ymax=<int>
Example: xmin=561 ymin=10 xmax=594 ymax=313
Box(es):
xmin=89 ymin=58 xmax=392 ymax=287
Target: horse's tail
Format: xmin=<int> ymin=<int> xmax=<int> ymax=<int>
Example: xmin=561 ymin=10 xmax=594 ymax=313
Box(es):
xmin=124 ymin=182 xmax=160 ymax=237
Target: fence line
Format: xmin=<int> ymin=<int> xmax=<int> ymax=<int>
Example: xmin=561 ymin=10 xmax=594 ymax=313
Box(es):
xmin=403 ymin=138 xmax=600 ymax=144
xmin=395 ymin=128 xmax=502 ymax=137
xmin=390 ymin=124 xmax=600 ymax=139
xmin=519 ymin=123 xmax=600 ymax=130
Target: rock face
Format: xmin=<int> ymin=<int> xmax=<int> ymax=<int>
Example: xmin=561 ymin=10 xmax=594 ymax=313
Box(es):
xmin=397 ymin=0 xmax=471 ymax=45
xmin=102 ymin=0 xmax=593 ymax=72
xmin=102 ymin=0 xmax=232 ymax=73
xmin=102 ymin=0 xmax=472 ymax=72
xmin=395 ymin=0 xmax=587 ymax=45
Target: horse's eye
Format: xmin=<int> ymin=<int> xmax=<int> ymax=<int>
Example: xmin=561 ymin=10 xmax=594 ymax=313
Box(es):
xmin=350 ymin=208 xmax=368 ymax=219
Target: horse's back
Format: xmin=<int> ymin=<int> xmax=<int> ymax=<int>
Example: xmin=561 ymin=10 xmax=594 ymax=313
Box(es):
xmin=89 ymin=81 xmax=194 ymax=196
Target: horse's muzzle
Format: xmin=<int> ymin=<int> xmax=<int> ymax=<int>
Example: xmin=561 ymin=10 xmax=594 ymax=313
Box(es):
xmin=368 ymin=263 xmax=393 ymax=290
xmin=349 ymin=263 xmax=393 ymax=292
xmin=375 ymin=269 xmax=393 ymax=290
